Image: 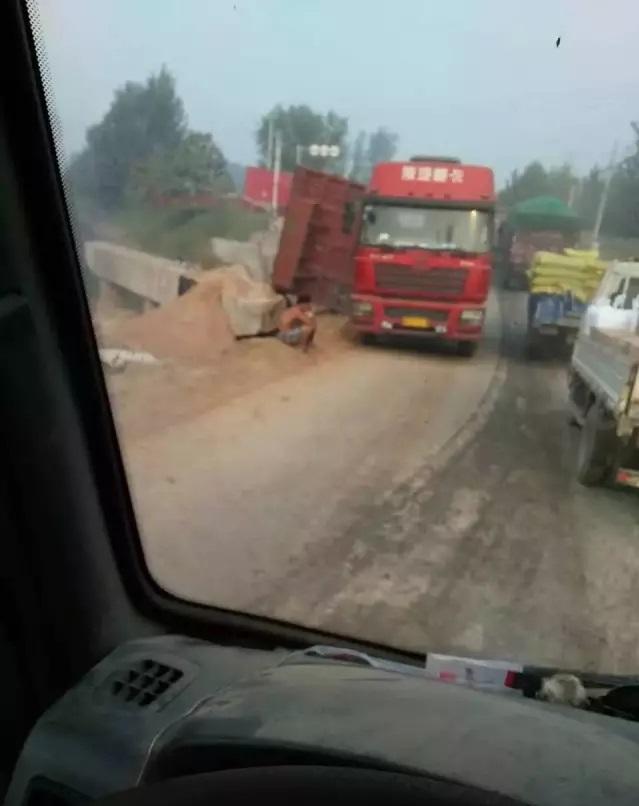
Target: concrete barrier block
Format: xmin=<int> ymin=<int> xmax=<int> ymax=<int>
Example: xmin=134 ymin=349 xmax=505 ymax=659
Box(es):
xmin=85 ymin=241 xmax=186 ymax=306
xmin=210 ymin=238 xmax=263 ymax=282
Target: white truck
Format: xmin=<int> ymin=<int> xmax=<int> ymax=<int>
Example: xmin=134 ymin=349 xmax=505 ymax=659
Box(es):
xmin=569 ymin=261 xmax=639 ymax=487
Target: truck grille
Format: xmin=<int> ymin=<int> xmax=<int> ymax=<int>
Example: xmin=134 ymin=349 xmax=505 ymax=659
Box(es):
xmin=375 ymin=263 xmax=467 ymax=295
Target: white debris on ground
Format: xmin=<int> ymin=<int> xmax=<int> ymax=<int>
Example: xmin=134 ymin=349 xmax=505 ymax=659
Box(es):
xmin=99 ymin=348 xmax=161 ymax=371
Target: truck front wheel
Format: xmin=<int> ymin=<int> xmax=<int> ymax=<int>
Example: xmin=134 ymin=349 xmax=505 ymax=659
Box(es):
xmin=576 ymin=404 xmax=617 ymax=486
xmin=456 ymin=341 xmax=478 ymax=358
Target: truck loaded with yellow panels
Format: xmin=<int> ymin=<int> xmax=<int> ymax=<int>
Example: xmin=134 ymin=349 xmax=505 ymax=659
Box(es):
xmin=528 ymin=249 xmax=607 ymax=301
xmin=525 ymin=249 xmax=607 ymax=359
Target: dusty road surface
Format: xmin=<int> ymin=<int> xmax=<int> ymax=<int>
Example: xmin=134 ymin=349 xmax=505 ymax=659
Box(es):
xmin=120 ymin=290 xmax=639 ymax=674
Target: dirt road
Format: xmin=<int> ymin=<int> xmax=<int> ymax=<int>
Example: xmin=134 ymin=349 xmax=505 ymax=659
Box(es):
xmin=123 ymin=290 xmax=639 ymax=674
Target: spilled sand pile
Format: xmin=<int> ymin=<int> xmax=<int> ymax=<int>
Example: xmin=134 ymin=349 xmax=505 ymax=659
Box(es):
xmin=105 ymin=272 xmax=240 ymax=363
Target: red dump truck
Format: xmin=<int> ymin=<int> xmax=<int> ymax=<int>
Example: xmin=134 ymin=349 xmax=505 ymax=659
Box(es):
xmin=273 ymin=158 xmax=495 ymax=356
xmin=351 ymin=157 xmax=495 ymax=356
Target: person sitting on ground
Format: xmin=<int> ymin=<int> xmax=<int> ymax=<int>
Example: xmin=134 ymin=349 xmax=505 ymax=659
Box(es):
xmin=277 ymin=294 xmax=316 ymax=352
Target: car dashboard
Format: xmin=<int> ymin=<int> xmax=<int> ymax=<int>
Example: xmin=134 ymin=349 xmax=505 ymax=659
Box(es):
xmin=7 ymin=635 xmax=639 ymax=806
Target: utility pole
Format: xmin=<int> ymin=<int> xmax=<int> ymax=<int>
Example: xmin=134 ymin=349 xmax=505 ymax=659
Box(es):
xmin=567 ymin=178 xmax=579 ymax=209
xmin=296 ymin=144 xmax=303 ymax=166
xmin=342 ymin=152 xmax=353 ymax=179
xmin=271 ymin=131 xmax=282 ymax=216
xmin=266 ymin=116 xmax=275 ymax=171
xmin=592 ymin=143 xmax=618 ymax=248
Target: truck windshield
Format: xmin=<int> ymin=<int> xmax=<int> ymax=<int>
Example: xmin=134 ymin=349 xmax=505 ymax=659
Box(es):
xmin=361 ymin=204 xmax=491 ymax=253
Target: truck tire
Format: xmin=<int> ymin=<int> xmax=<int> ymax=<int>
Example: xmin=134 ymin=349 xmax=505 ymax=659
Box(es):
xmin=456 ymin=341 xmax=477 ymax=358
xmin=576 ymin=404 xmax=617 ymax=486
xmin=361 ymin=333 xmax=377 ymax=346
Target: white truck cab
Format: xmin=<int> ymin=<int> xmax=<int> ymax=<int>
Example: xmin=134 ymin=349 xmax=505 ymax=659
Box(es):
xmin=570 ymin=261 xmax=639 ymax=487
xmin=590 ymin=260 xmax=639 ymax=312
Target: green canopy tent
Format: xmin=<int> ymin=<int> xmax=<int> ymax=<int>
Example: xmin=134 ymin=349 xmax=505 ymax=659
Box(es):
xmin=507 ymin=195 xmax=582 ymax=233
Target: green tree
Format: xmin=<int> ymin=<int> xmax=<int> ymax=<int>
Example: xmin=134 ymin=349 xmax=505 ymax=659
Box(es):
xmin=602 ymin=164 xmax=639 ymax=238
xmin=499 ymin=161 xmax=549 ymax=206
xmin=347 ymin=127 xmax=400 ymax=184
xmin=73 ymin=66 xmax=186 ymax=207
xmin=366 ymin=127 xmax=399 ymax=166
xmin=256 ymin=104 xmax=348 ymax=172
xmin=130 ymin=131 xmax=231 ymax=200
xmin=68 ymin=66 xmax=231 ymax=210
xmin=349 ymin=130 xmax=368 ymax=182
xmin=546 ymin=163 xmax=577 ymax=204
xmin=598 ymin=128 xmax=639 ymax=237
xmin=500 ymin=160 xmax=584 ymax=208
xmin=575 ymin=168 xmax=604 ymax=230
xmin=499 ymin=126 xmax=639 ymax=239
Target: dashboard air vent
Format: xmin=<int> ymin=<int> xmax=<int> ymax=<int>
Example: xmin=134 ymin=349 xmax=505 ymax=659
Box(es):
xmin=105 ymin=659 xmax=184 ymax=708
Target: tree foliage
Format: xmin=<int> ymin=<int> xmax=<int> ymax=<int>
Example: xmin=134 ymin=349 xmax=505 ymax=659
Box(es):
xmin=600 ymin=137 xmax=639 ymax=237
xmin=349 ymin=131 xmax=368 ymax=182
xmin=575 ymin=168 xmax=604 ymax=231
xmin=349 ymin=127 xmax=399 ymax=183
xmin=499 ymin=161 xmax=578 ymax=208
xmin=366 ymin=127 xmax=399 ymax=166
xmin=67 ymin=67 xmax=230 ymax=208
xmin=500 ymin=140 xmax=639 ymax=239
xmin=256 ymin=104 xmax=348 ymax=172
xmin=130 ymin=132 xmax=231 ymax=200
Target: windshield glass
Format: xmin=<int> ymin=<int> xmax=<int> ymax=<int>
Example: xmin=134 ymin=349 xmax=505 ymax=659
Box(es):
xmin=361 ymin=204 xmax=490 ymax=252
xmin=27 ymin=0 xmax=639 ymax=677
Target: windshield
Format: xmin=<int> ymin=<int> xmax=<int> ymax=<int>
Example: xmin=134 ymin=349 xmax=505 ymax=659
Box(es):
xmin=361 ymin=204 xmax=490 ymax=252
xmin=27 ymin=0 xmax=639 ymax=678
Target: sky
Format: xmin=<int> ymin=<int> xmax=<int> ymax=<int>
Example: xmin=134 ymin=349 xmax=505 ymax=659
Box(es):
xmin=33 ymin=0 xmax=639 ymax=185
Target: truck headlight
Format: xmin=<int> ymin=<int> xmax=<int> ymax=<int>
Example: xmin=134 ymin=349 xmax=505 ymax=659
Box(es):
xmin=353 ymin=301 xmax=374 ymax=318
xmin=460 ymin=310 xmax=484 ymax=324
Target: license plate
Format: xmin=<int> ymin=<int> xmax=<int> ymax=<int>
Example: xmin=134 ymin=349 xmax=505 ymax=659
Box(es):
xmin=538 ymin=325 xmax=558 ymax=335
xmin=401 ymin=316 xmax=430 ymax=329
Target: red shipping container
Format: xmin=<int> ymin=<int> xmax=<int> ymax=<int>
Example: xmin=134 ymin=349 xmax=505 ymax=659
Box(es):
xmin=243 ymin=166 xmax=293 ymax=210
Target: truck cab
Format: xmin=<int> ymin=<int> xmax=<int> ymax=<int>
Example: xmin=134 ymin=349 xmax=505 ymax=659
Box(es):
xmin=569 ymin=261 xmax=639 ymax=487
xmin=351 ymin=157 xmax=495 ymax=356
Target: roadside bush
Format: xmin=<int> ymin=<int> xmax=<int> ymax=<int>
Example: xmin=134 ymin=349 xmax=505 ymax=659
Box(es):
xmin=108 ymin=201 xmax=269 ymax=264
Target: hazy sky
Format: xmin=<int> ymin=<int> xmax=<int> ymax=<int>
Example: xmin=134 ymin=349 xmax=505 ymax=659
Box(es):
xmin=34 ymin=0 xmax=639 ymax=184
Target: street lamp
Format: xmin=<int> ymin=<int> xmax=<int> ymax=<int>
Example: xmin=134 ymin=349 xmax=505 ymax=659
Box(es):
xmin=297 ymin=143 xmax=341 ymax=165
xmin=309 ymin=144 xmax=340 ymax=159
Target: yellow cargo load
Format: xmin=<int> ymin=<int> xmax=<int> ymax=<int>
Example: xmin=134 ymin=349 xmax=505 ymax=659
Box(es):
xmin=527 ymin=249 xmax=606 ymax=302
